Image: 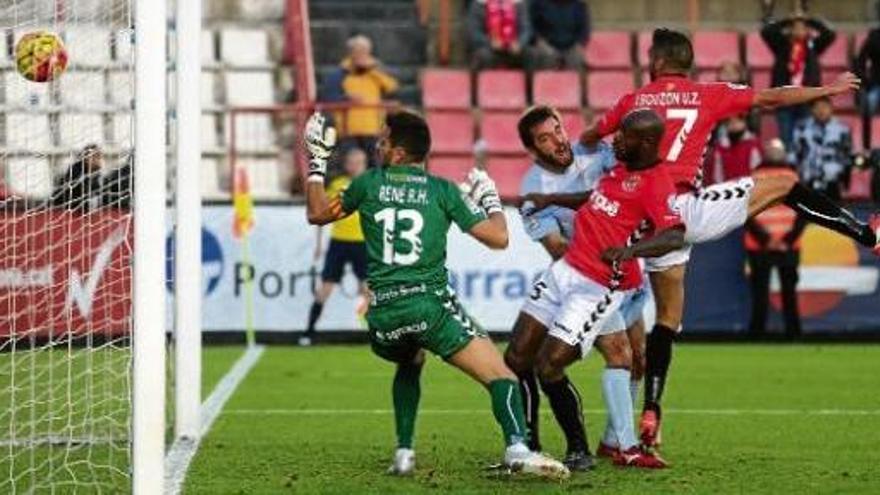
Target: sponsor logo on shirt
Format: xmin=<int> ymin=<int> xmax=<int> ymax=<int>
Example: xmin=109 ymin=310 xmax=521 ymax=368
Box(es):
xmin=622 ymin=175 xmax=641 ymax=192
xmin=590 ymin=191 xmax=620 ymax=217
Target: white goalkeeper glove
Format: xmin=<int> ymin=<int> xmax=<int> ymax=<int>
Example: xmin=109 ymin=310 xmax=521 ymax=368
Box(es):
xmin=461 ymin=168 xmax=503 ymax=216
xmin=304 ymin=112 xmax=337 ymax=183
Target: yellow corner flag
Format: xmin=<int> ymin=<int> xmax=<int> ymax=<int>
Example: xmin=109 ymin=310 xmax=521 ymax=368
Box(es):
xmin=232 ymin=166 xmax=254 ymax=239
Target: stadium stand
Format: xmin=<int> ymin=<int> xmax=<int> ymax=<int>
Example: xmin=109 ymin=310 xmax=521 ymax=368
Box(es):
xmin=427 ymin=155 xmax=473 ymax=183
xmin=584 ymin=31 xmax=633 ymax=69
xmin=426 ymin=111 xmax=475 ymax=155
xmin=745 ymin=32 xmax=774 ymax=69
xmin=532 ymin=71 xmax=581 ymax=109
xmin=485 ymin=155 xmax=531 ymax=199
xmin=586 ymin=70 xmax=634 ymax=109
xmin=477 ymin=70 xmax=526 ymax=110
xmin=480 ymin=112 xmax=524 ymax=155
xmin=693 ymin=31 xmax=741 ymax=70
xmin=6 ymin=156 xmax=53 ymax=199
xmin=821 ymin=34 xmax=850 ymax=69
xmin=421 ymin=69 xmax=471 ymax=110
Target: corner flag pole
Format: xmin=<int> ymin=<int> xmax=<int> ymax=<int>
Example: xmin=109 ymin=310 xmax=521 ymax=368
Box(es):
xmin=232 ymin=166 xmax=256 ymax=347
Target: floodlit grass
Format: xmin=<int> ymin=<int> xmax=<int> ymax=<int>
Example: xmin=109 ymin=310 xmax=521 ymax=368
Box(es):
xmin=186 ymin=344 xmax=880 ymax=494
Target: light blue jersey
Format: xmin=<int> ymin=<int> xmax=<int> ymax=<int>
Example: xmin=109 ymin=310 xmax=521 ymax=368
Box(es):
xmin=518 ymin=141 xmax=649 ymax=330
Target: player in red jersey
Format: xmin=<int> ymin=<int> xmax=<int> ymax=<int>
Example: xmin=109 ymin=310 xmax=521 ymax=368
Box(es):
xmin=578 ymin=28 xmax=880 ymax=450
xmin=533 ymin=108 xmax=685 ymax=469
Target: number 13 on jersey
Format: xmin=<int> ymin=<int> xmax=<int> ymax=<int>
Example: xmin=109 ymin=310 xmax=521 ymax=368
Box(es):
xmin=374 ymin=207 xmax=424 ymax=265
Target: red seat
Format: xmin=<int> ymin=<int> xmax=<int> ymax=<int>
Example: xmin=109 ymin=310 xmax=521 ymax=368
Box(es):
xmin=837 ymin=114 xmax=863 ymax=151
xmin=637 ymin=31 xmax=653 ymax=66
xmin=480 ymin=112 xmax=522 ymax=154
xmin=486 ymin=155 xmax=532 ymax=199
xmin=855 ymin=32 xmax=868 ymax=55
xmin=692 ymin=31 xmax=740 ymax=69
xmin=422 ymin=69 xmax=471 ymax=110
xmin=532 ymin=71 xmax=581 ymax=109
xmin=745 ymin=32 xmax=774 ymax=69
xmin=426 ymin=111 xmax=474 ymax=154
xmin=820 ymin=34 xmax=849 ymax=69
xmin=428 ymin=155 xmax=473 ymax=183
xmin=843 ymin=168 xmax=873 ymax=200
xmin=871 ymin=116 xmax=880 ymax=148
xmin=697 ymin=70 xmax=718 ymax=83
xmin=477 ymin=70 xmax=526 ymax=110
xmin=584 ymin=31 xmax=632 ymax=69
xmin=560 ymin=110 xmax=585 ymax=138
xmin=586 ymin=71 xmax=634 ymax=109
xmin=751 ymin=69 xmax=772 ymax=90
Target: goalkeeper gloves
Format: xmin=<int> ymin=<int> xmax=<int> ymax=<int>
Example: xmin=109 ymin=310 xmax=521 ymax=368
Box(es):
xmin=304 ymin=112 xmax=337 ymax=183
xmin=462 ymin=168 xmax=503 ymax=216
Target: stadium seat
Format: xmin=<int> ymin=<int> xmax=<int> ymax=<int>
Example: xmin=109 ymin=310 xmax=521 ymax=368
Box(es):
xmin=584 ymin=31 xmax=632 ymax=69
xmin=637 ymin=31 xmax=653 ymax=66
xmin=3 ymin=71 xmax=51 ymax=108
xmin=428 ymin=155 xmax=473 ymax=183
xmin=477 ymin=70 xmax=526 ymax=110
xmin=421 ymin=69 xmax=471 ymax=110
xmin=202 ymin=71 xmax=216 ymax=108
xmin=240 ymin=158 xmax=284 ymax=197
xmin=426 ymin=112 xmax=474 ymax=154
xmin=692 ymin=31 xmax=740 ymax=70
xmin=751 ymin=69 xmax=772 ymax=90
xmin=202 ymin=29 xmax=217 ymax=65
xmin=559 ymin=110 xmax=585 ymax=138
xmin=532 ymin=71 xmax=580 ymax=109
xmin=843 ymin=167 xmax=873 ymax=200
xmin=6 ymin=113 xmax=52 ymax=149
xmin=220 ymin=29 xmax=270 ymax=67
xmin=228 ymin=114 xmax=275 ymax=152
xmin=202 ymin=114 xmax=219 ymax=150
xmin=586 ymin=71 xmax=633 ymax=109
xmin=225 ymin=71 xmax=274 ymax=105
xmin=0 ymin=32 xmax=9 ymax=64
xmin=820 ymin=34 xmax=849 ymax=69
xmin=59 ymin=113 xmax=105 ymax=147
xmin=63 ymin=26 xmax=112 ymax=66
xmin=479 ymin=112 xmax=522 ymax=154
xmin=200 ymin=158 xmax=224 ymax=198
xmin=485 ymin=155 xmax=531 ymax=199
xmin=108 ymin=71 xmax=133 ymax=107
xmin=6 ymin=156 xmax=52 ymax=199
xmin=697 ymin=70 xmax=718 ymax=83
xmin=59 ymin=72 xmax=106 ymax=108
xmin=745 ymin=32 xmax=774 ymax=70
xmin=872 ymin=116 xmax=880 ymax=147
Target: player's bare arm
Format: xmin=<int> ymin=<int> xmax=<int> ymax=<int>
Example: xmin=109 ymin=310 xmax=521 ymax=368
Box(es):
xmin=539 ymin=232 xmax=568 ymax=260
xmin=601 ymin=225 xmax=686 ymax=263
xmin=306 ymin=186 xmax=348 ymax=226
xmin=468 ymin=212 xmax=509 ymax=250
xmin=521 ymin=191 xmax=592 ymax=212
xmin=753 ymin=71 xmax=860 ymax=109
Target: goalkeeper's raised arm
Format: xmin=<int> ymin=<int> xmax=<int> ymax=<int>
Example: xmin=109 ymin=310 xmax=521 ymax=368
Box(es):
xmin=460 ymin=168 xmax=509 ymax=250
xmin=304 ymin=112 xmax=348 ymax=225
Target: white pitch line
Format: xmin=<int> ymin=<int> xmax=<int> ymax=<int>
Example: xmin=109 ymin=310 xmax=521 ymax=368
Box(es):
xmin=164 ymin=345 xmax=265 ymax=495
xmin=223 ymin=407 xmax=880 ymax=417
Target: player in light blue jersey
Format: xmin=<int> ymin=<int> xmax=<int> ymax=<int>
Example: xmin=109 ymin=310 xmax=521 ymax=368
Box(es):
xmin=505 ymin=105 xmax=660 ymax=469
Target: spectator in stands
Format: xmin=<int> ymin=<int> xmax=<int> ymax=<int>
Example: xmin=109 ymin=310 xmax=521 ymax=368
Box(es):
xmin=529 ymin=0 xmax=590 ymax=70
xmin=51 ymin=144 xmax=104 ymax=212
xmin=301 ymin=147 xmax=369 ymax=346
xmin=760 ymin=1 xmax=837 ymax=148
xmin=855 ymin=2 xmax=880 ymax=149
xmin=467 ymin=0 xmax=532 ymax=70
xmin=792 ymin=96 xmax=853 ymax=200
xmin=746 ymin=138 xmax=805 ymax=339
xmin=707 ymin=114 xmax=762 ymax=184
xmin=102 ymin=155 xmax=132 ymax=209
xmin=333 ymin=35 xmax=398 ymax=167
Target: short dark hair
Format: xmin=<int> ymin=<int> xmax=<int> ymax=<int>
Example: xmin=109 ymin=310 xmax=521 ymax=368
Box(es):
xmin=386 ymin=109 xmax=431 ymax=162
xmin=651 ymin=28 xmax=694 ymax=72
xmin=517 ymin=105 xmax=561 ymax=149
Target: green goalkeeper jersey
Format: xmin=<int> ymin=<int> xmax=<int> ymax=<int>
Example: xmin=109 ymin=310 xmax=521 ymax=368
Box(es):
xmin=340 ymin=164 xmax=486 ymax=304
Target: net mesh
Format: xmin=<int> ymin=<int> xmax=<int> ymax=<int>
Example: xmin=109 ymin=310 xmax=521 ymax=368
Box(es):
xmin=0 ymin=0 xmax=135 ymax=492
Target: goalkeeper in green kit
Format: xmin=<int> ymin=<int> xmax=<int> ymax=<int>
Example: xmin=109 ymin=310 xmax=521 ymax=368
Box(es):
xmin=304 ymin=109 xmax=569 ymax=479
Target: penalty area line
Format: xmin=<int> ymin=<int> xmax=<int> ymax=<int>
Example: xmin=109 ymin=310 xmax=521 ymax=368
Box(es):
xmin=222 ymin=407 xmax=880 ymax=417
xmin=164 ymin=344 xmax=265 ymax=495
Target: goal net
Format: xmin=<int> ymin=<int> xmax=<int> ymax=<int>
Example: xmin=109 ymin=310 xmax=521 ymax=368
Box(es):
xmin=0 ymin=0 xmax=137 ymax=492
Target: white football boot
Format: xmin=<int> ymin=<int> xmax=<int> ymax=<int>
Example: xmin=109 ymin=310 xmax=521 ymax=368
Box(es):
xmin=387 ymin=448 xmax=415 ymax=476
xmin=504 ymin=443 xmax=570 ymax=479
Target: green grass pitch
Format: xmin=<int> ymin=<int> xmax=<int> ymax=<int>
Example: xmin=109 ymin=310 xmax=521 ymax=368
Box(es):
xmin=185 ymin=343 xmax=880 ymax=494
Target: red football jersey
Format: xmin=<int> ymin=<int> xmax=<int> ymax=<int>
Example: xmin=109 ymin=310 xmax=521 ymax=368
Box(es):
xmin=565 ymin=163 xmax=684 ymax=290
xmin=596 ymin=75 xmax=756 ymax=192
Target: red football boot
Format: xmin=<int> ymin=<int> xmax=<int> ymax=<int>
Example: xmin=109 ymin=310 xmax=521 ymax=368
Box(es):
xmin=613 ymin=446 xmax=668 ymax=469
xmin=639 ymin=409 xmax=662 ymax=449
xmin=596 ymin=442 xmax=618 ymax=459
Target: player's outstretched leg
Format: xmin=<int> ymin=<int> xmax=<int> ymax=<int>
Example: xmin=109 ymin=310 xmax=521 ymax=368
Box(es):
xmin=387 ymin=351 xmax=425 ymax=475
xmin=535 ymin=337 xmax=594 ymax=471
xmin=750 ymin=174 xmax=880 ymax=253
xmin=595 ymin=332 xmax=630 ymax=457
xmin=504 ymin=312 xmax=550 ymax=452
xmin=641 ymin=264 xmax=685 ymax=449
xmin=449 ymin=336 xmax=570 ymax=479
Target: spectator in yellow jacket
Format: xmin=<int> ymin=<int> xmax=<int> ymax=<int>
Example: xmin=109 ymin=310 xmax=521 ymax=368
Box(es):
xmin=337 ymin=35 xmax=398 ymax=167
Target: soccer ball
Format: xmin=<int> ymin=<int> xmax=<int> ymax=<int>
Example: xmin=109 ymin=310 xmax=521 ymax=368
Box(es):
xmin=15 ymin=31 xmax=68 ymax=83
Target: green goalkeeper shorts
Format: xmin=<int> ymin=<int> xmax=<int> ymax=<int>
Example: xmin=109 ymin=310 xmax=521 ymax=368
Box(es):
xmin=366 ymin=287 xmax=487 ymax=363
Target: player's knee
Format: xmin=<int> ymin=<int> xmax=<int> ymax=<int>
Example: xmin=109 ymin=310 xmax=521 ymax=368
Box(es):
xmin=535 ymin=349 xmax=567 ymax=383
xmin=601 ymin=335 xmax=632 ymax=368
xmin=503 ymin=346 xmax=532 ymax=374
